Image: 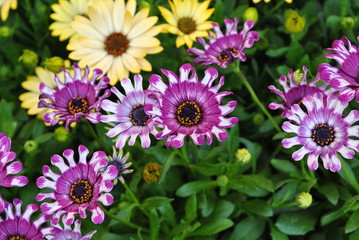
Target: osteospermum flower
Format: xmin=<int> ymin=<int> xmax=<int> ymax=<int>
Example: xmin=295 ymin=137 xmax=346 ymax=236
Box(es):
xmin=49 ymin=0 xmax=95 ymax=41
xmin=0 ymin=132 xmax=28 ymax=187
xmin=38 ymin=63 xmax=110 ymax=130
xmin=0 ymin=198 xmax=57 ymax=239
xmin=106 ymin=146 xmax=133 ymax=184
xmin=281 ymin=92 xmax=359 ymax=172
xmin=36 ymin=145 xmax=118 ymax=224
xmin=101 ymin=74 xmax=159 ymax=148
xmin=46 ymin=217 xmax=96 ymax=240
xmin=67 ymin=0 xmax=163 ymax=85
xmin=187 ymin=18 xmax=259 ymax=68
xmin=318 ymin=36 xmax=359 ymax=102
xmin=268 ymin=66 xmax=333 ymax=119
xmin=158 ymin=0 xmax=214 ymax=48
xmin=145 ymin=63 xmax=238 ymax=148
xmin=0 ymin=0 xmax=17 ymax=21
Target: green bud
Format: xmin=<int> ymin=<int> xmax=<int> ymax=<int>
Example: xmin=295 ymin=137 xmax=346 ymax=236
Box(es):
xmin=253 ymin=113 xmax=265 ymax=126
xmin=285 ymin=10 xmax=305 ymax=33
xmin=216 ymin=175 xmax=228 ymax=187
xmin=235 ymin=148 xmax=251 ymax=164
xmin=296 ymin=192 xmax=312 ymax=208
xmin=43 ymin=57 xmax=65 ymax=73
xmin=54 ymin=126 xmax=70 ymax=142
xmin=243 ymin=7 xmax=259 ymax=24
xmin=341 ymin=17 xmax=355 ymax=29
xmin=18 ymin=49 xmax=39 ymax=67
xmin=0 ymin=26 xmax=11 ymax=38
xmin=24 ymin=140 xmax=38 ymax=153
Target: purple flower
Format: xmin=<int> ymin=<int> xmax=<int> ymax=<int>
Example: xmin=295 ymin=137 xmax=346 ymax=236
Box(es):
xmin=46 ymin=217 xmax=96 ymax=240
xmin=145 ymin=63 xmax=238 ymax=148
xmin=0 ymin=132 xmax=28 ymax=187
xmin=187 ymin=18 xmax=259 ymax=68
xmin=105 ymin=146 xmax=133 ymax=185
xmin=281 ymin=92 xmax=359 ymax=172
xmin=0 ymin=198 xmax=57 ymax=239
xmin=318 ymin=36 xmax=359 ymax=102
xmin=38 ymin=63 xmax=111 ymax=130
xmin=101 ymin=74 xmax=160 ymax=148
xmin=268 ymin=66 xmax=333 ymax=119
xmin=36 ymin=145 xmax=118 ymax=225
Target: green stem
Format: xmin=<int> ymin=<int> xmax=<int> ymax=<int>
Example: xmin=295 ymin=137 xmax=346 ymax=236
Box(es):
xmin=83 ymin=119 xmax=108 ymax=151
xmin=269 ymin=0 xmax=286 ymax=14
xmin=233 ymin=67 xmax=282 ymax=133
xmin=123 ymin=182 xmax=142 ymax=207
xmin=101 ymin=206 xmax=149 ymax=233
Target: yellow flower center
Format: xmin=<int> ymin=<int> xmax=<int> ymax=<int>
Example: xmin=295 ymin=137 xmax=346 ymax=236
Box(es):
xmin=69 ymin=179 xmax=93 ymax=204
xmin=68 ymin=97 xmax=89 ymax=115
xmin=143 ymin=163 xmax=162 ymax=183
xmin=8 ymin=236 xmax=27 ymax=240
xmin=105 ymin=33 xmax=129 ymax=56
xmin=176 ymin=101 xmax=202 ymax=126
xmin=178 ymin=17 xmax=196 ymax=34
xmin=311 ymin=124 xmax=335 ymax=146
xmin=130 ymin=104 xmax=151 ymax=126
xmin=218 ymin=48 xmax=238 ymax=63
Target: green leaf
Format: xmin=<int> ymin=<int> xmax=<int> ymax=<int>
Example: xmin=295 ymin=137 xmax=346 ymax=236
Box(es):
xmin=318 ymin=183 xmax=339 ymax=205
xmin=0 ymin=99 xmax=16 ymax=137
xmin=142 ymin=196 xmax=174 ymax=210
xmin=271 ymin=159 xmax=297 ymax=174
xmin=339 ymin=0 xmax=350 ymax=16
xmin=321 ymin=208 xmax=346 ymax=226
xmin=100 ymin=233 xmax=129 ymax=240
xmin=343 ymin=195 xmax=359 ymax=213
xmin=159 ymin=151 xmax=176 ymax=183
xmin=201 ymin=146 xmax=227 ymax=162
xmin=272 ymin=181 xmax=299 ymax=207
xmin=176 ymin=180 xmax=217 ymax=197
xmin=286 ymin=41 xmax=305 ymax=66
xmin=229 ymin=217 xmax=266 ymax=240
xmin=346 ymin=210 xmax=359 ymax=233
xmin=189 ymin=163 xmax=225 ymax=176
xmin=187 ymin=218 xmax=233 ymax=237
xmin=35 ymin=133 xmax=53 ymax=144
xmin=185 ymin=194 xmax=197 ymax=223
xmin=149 ymin=209 xmax=159 ymax=240
xmin=229 ymin=174 xmax=274 ymax=197
xmin=266 ymin=47 xmax=289 ymax=57
xmin=269 ymin=221 xmax=289 ymax=240
xmin=209 ymin=200 xmax=235 ymax=219
xmin=276 ymin=210 xmax=317 ymax=235
xmin=243 ymin=199 xmax=273 ymax=217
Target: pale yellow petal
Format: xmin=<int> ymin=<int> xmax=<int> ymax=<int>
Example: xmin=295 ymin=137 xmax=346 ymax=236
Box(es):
xmin=125 ymin=0 xmax=136 ymax=16
xmin=176 ymin=35 xmax=185 ymax=47
xmin=137 ymin=58 xmax=152 ymax=72
xmin=88 ymin=6 xmax=109 ymax=36
xmin=122 ymin=53 xmax=141 ymax=73
xmin=112 ymin=0 xmax=125 ymax=32
xmin=158 ymin=6 xmax=177 ymax=26
xmin=132 ymin=8 xmax=150 ymax=25
xmin=127 ymin=16 xmax=158 ymax=40
xmin=195 ymin=8 xmax=214 ymax=23
xmin=127 ymin=47 xmax=147 ymax=58
xmin=122 ymin=11 xmax=133 ymax=35
xmin=130 ymin=37 xmax=160 ymax=48
xmin=183 ymin=34 xmax=193 ymax=48
xmin=72 ymin=16 xmax=104 ymax=40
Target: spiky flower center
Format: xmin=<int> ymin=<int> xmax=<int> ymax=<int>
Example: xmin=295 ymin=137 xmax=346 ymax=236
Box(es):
xmin=69 ymin=179 xmax=93 ymax=204
xmin=218 ymin=48 xmax=238 ymax=63
xmin=312 ymin=124 xmax=335 ymax=146
xmin=105 ymin=33 xmax=129 ymax=56
xmin=176 ymin=101 xmax=202 ymax=126
xmin=68 ymin=97 xmax=89 ymax=114
xmin=130 ymin=104 xmax=151 ymax=126
xmin=143 ymin=162 xmax=162 ymax=183
xmin=178 ymin=17 xmax=196 ymax=34
xmin=8 ymin=236 xmax=27 ymax=240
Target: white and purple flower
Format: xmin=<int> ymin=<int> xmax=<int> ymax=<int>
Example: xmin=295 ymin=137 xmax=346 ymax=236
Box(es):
xmin=101 ymin=74 xmax=160 ymax=148
xmin=145 ymin=63 xmax=238 ymax=148
xmin=105 ymin=146 xmax=133 ymax=185
xmin=187 ymin=18 xmax=259 ymax=68
xmin=281 ymin=92 xmax=359 ymax=172
xmin=0 ymin=132 xmax=28 ymax=188
xmin=318 ymin=36 xmax=359 ymax=102
xmin=38 ymin=63 xmax=111 ymax=130
xmin=36 ymin=145 xmax=118 ymax=225
xmin=46 ymin=217 xmax=96 ymax=240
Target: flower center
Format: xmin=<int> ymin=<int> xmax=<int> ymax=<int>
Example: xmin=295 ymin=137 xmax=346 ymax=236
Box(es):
xmin=8 ymin=236 xmax=27 ymax=240
xmin=68 ymin=97 xmax=89 ymax=115
xmin=312 ymin=124 xmax=335 ymax=146
xmin=105 ymin=32 xmax=129 ymax=56
xmin=178 ymin=17 xmax=196 ymax=34
xmin=69 ymin=179 xmax=93 ymax=204
xmin=130 ymin=104 xmax=151 ymax=126
xmin=176 ymin=101 xmax=202 ymax=126
xmin=218 ymin=48 xmax=238 ymax=63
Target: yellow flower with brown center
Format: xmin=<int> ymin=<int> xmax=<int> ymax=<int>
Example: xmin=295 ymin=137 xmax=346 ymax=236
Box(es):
xmin=67 ymin=0 xmax=163 ymax=85
xmin=158 ymin=0 xmax=214 ymax=48
xmin=143 ymin=163 xmax=162 ymax=183
xmin=0 ymin=0 xmax=17 ymax=21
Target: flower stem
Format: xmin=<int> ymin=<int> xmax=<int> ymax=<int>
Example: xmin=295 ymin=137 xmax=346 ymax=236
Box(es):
xmin=233 ymin=67 xmax=282 ymax=133
xmin=123 ymin=182 xmax=142 ymax=207
xmin=83 ymin=119 xmax=108 ymax=151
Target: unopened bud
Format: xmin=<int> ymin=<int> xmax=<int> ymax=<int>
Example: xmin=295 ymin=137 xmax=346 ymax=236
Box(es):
xmin=296 ymin=192 xmax=312 ymax=208
xmin=293 ymin=69 xmax=304 ymax=84
xmin=243 ymin=7 xmax=258 ymax=24
xmin=43 ymin=57 xmax=64 ymax=73
xmin=341 ymin=17 xmax=355 ymax=29
xmin=143 ymin=162 xmax=162 ymax=183
xmin=19 ymin=49 xmax=39 ymax=67
xmin=54 ymin=126 xmax=70 ymax=142
xmin=0 ymin=26 xmax=11 ymax=38
xmin=285 ymin=11 xmax=305 ymax=33
xmin=235 ymin=148 xmax=251 ymax=164
xmin=217 ymin=175 xmax=228 ymax=187
xmin=24 ymin=140 xmax=38 ymax=153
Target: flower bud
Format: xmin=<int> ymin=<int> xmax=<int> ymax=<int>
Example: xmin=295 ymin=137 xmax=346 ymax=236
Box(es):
xmin=253 ymin=113 xmax=265 ymax=126
xmin=54 ymin=126 xmax=70 ymax=142
xmin=216 ymin=175 xmax=228 ymax=187
xmin=139 ymin=0 xmax=151 ymax=9
xmin=296 ymin=192 xmax=312 ymax=208
xmin=235 ymin=148 xmax=251 ymax=164
xmin=293 ymin=69 xmax=304 ymax=84
xmin=285 ymin=11 xmax=305 ymax=33
xmin=24 ymin=140 xmax=38 ymax=153
xmin=18 ymin=49 xmax=39 ymax=68
xmin=43 ymin=57 xmax=64 ymax=73
xmin=0 ymin=26 xmax=11 ymax=38
xmin=143 ymin=162 xmax=162 ymax=183
xmin=243 ymin=7 xmax=259 ymax=24
xmin=341 ymin=17 xmax=355 ymax=29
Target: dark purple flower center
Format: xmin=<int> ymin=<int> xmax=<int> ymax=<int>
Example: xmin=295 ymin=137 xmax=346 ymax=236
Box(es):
xmin=8 ymin=236 xmax=27 ymax=240
xmin=68 ymin=97 xmax=89 ymax=115
xmin=178 ymin=17 xmax=196 ymax=34
xmin=69 ymin=179 xmax=93 ymax=204
xmin=176 ymin=101 xmax=202 ymax=126
xmin=312 ymin=124 xmax=335 ymax=146
xmin=218 ymin=48 xmax=238 ymax=63
xmin=130 ymin=104 xmax=151 ymax=126
xmin=105 ymin=32 xmax=129 ymax=56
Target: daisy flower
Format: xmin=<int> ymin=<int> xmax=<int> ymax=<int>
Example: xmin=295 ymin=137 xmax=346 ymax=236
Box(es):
xmin=105 ymin=146 xmax=133 ymax=184
xmin=36 ymin=145 xmax=118 ymax=225
xmin=67 ymin=0 xmax=163 ymax=85
xmin=145 ymin=63 xmax=238 ymax=148
xmin=38 ymin=62 xmax=111 ymax=130
xmin=268 ymin=66 xmax=333 ymax=119
xmin=187 ymin=18 xmax=259 ymax=68
xmin=0 ymin=132 xmax=28 ymax=187
xmin=318 ymin=36 xmax=359 ymax=102
xmin=281 ymin=92 xmax=359 ymax=172
xmin=0 ymin=0 xmax=17 ymax=21
xmin=46 ymin=217 xmax=96 ymax=240
xmin=0 ymin=198 xmax=57 ymax=239
xmin=101 ymin=74 xmax=160 ymax=148
xmin=158 ymin=0 xmax=214 ymax=48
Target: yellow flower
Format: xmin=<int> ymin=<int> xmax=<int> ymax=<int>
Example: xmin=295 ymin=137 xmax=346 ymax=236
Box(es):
xmin=285 ymin=11 xmax=305 ymax=33
xmin=143 ymin=162 xmax=162 ymax=183
xmin=0 ymin=0 xmax=17 ymax=21
xmin=253 ymin=0 xmax=292 ymax=3
xmin=67 ymin=0 xmax=163 ymax=85
xmin=49 ymin=0 xmax=96 ymax=41
xmin=158 ymin=0 xmax=214 ymax=48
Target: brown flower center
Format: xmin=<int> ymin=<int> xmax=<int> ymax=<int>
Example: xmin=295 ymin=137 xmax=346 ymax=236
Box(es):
xmin=130 ymin=104 xmax=151 ymax=126
xmin=312 ymin=124 xmax=335 ymax=146
xmin=8 ymin=237 xmax=27 ymax=240
xmin=68 ymin=97 xmax=89 ymax=115
xmin=178 ymin=17 xmax=196 ymax=34
xmin=218 ymin=48 xmax=238 ymax=63
xmin=176 ymin=101 xmax=202 ymax=126
xmin=105 ymin=33 xmax=129 ymax=56
xmin=69 ymin=179 xmax=93 ymax=204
